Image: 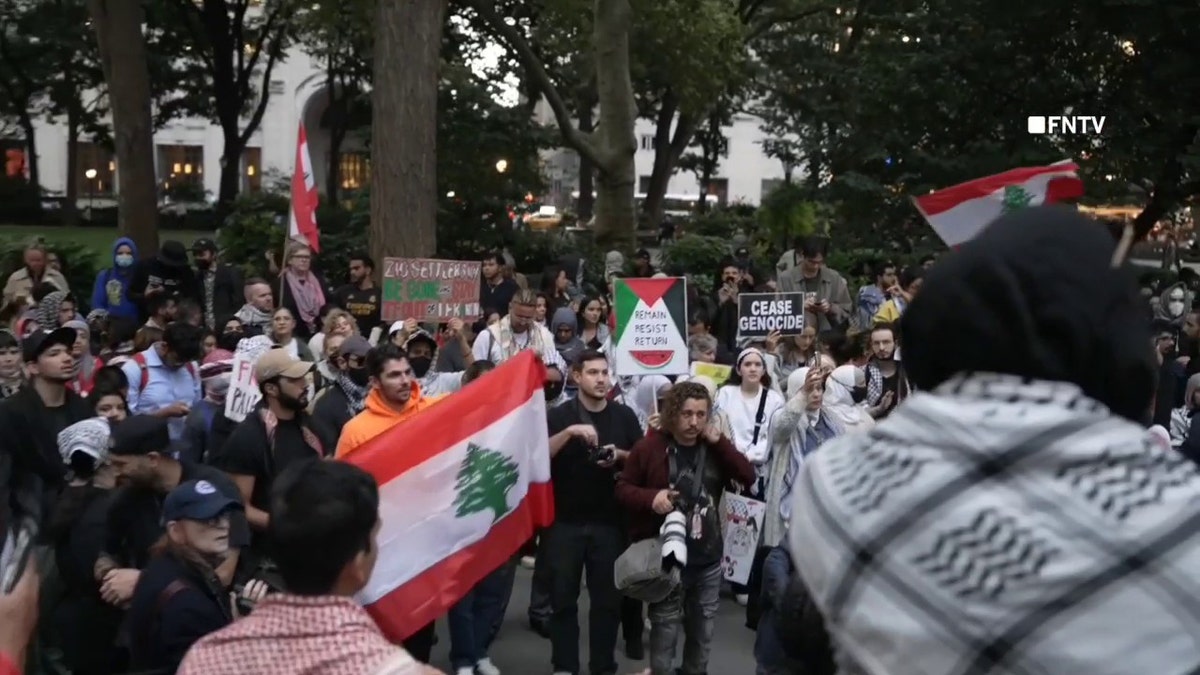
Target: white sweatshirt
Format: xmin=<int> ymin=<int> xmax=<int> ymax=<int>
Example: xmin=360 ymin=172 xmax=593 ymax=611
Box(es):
xmin=714 ymin=384 xmax=785 ymax=467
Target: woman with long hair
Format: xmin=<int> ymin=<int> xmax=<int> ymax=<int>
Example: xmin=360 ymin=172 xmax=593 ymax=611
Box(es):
xmin=268 ymin=307 xmax=315 ymax=362
xmin=773 ymin=325 xmax=819 ymax=383
xmin=576 ymin=296 xmax=610 ymax=350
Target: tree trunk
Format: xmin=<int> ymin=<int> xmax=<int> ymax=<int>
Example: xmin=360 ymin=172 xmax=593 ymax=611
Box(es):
xmin=369 ymin=0 xmax=446 ymax=261
xmin=576 ymin=105 xmax=595 ymax=222
xmin=87 ymin=0 xmax=158 ymax=255
xmin=641 ymin=99 xmax=676 ymax=228
xmin=17 ymin=112 xmax=40 ymax=211
xmin=591 ymin=0 xmax=637 ymax=251
xmin=217 ymin=131 xmax=244 ymax=220
xmin=325 ymin=69 xmax=348 ymax=201
xmin=64 ymin=107 xmax=80 ymax=227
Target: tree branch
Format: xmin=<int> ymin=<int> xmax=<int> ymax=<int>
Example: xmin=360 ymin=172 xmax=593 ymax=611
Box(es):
xmin=464 ymin=0 xmax=604 ymax=168
xmin=238 ymin=22 xmax=285 ymax=147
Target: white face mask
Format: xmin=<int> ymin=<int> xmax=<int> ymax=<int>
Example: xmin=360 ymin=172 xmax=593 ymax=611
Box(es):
xmin=1169 ymin=301 xmax=1186 ymax=317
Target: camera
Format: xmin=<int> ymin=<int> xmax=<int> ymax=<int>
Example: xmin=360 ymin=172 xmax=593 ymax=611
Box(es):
xmin=671 ymin=472 xmax=710 ymax=513
xmin=587 ymin=444 xmax=615 ymax=463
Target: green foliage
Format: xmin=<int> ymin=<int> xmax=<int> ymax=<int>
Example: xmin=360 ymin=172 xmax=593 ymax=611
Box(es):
xmin=659 ymin=234 xmax=731 ymax=295
xmin=0 ymin=237 xmax=99 ymax=308
xmin=757 ymin=184 xmax=829 ymax=249
xmin=684 ymin=208 xmax=756 ymax=239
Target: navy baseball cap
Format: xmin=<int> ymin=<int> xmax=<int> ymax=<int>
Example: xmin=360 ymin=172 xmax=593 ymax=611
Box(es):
xmin=162 ymin=479 xmax=242 ymax=524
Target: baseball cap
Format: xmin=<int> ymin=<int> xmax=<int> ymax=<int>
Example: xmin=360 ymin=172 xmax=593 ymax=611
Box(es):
xmin=735 ymin=246 xmax=750 ymax=257
xmin=191 ymin=238 xmax=218 ymax=254
xmin=162 ymin=479 xmax=242 ymax=523
xmin=110 ymin=415 xmax=171 ymax=456
xmin=402 ymin=329 xmax=438 ymax=352
xmin=254 ymin=347 xmax=313 ymax=382
xmin=22 ymin=327 xmax=77 ymax=364
xmin=337 ymin=335 xmax=372 ymax=359
xmin=635 ymin=248 xmax=651 ymax=260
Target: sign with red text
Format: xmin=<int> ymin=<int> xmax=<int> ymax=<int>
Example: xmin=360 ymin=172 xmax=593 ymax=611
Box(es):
xmin=225 ymin=354 xmax=260 ymax=423
xmin=382 ymin=257 xmax=482 ymax=323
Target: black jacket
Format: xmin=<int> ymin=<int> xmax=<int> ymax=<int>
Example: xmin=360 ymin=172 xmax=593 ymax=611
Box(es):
xmin=310 ymin=384 xmax=356 ymax=451
xmin=126 ymin=551 xmax=232 ymax=674
xmin=196 ymin=264 xmax=242 ymax=328
xmin=129 ymin=259 xmax=201 ymax=317
xmin=0 ymin=385 xmax=91 ymax=537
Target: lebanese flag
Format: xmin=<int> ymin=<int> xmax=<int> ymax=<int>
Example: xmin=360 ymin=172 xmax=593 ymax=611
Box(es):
xmin=343 ymin=351 xmax=555 ymax=641
xmin=913 ymin=160 xmax=1084 ymax=247
xmin=287 ymin=123 xmax=320 ymax=252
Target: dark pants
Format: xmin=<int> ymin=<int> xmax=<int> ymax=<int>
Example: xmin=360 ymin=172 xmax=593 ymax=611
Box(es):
xmin=545 ymin=520 xmax=623 ymax=675
xmin=448 ymin=558 xmax=517 ymax=670
xmin=648 ymin=562 xmax=722 ymax=675
xmin=402 ymin=622 xmax=436 ymax=663
xmin=754 ymin=547 xmax=797 ymax=675
xmin=529 ymin=533 xmax=553 ymax=625
xmin=622 ymin=595 xmax=644 ymax=645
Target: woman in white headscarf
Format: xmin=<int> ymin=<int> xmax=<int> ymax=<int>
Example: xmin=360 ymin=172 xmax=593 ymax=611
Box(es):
xmin=763 ymin=367 xmax=843 ymax=549
xmin=823 ymin=365 xmax=875 ymax=435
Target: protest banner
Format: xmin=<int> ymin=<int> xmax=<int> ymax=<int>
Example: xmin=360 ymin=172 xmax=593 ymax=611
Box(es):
xmin=737 ymin=291 xmax=805 ymax=339
xmin=382 ymin=257 xmax=482 ymax=323
xmin=690 ymin=361 xmax=731 ymax=386
xmin=612 ymin=277 xmax=689 ymax=376
xmin=721 ymin=491 xmax=766 ymax=585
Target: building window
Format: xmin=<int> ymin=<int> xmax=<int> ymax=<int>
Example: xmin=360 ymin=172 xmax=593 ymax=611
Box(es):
xmin=158 ymin=144 xmax=205 ymax=198
xmin=243 ymin=147 xmax=262 ymax=193
xmin=77 ymin=141 xmax=116 ymax=196
xmin=639 ymin=135 xmax=656 ymax=151
xmin=340 ymin=151 xmax=370 ymax=191
xmin=1 ymin=140 xmax=27 ymax=180
xmin=707 ymin=178 xmax=729 ymax=205
xmin=761 ymin=178 xmax=783 ymax=199
xmin=638 ymin=175 xmax=653 ymax=194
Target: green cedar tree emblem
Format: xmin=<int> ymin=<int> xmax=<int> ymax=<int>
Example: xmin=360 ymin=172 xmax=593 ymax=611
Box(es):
xmin=1001 ymin=185 xmax=1034 ymax=213
xmin=452 ymin=443 xmax=520 ymax=523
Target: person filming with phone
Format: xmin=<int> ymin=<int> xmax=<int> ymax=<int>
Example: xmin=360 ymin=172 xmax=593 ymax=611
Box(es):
xmin=544 ymin=350 xmax=643 ymax=675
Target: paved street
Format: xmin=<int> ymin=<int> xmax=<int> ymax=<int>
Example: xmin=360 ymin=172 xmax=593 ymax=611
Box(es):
xmin=428 ymin=565 xmax=758 ymax=674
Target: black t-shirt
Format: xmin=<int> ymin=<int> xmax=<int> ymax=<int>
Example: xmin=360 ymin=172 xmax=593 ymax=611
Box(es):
xmin=209 ymin=411 xmax=323 ymax=513
xmin=335 ymin=284 xmax=382 ymax=335
xmin=104 ymin=462 xmax=251 ymax=570
xmin=547 ymin=399 xmax=643 ymax=525
xmin=672 ymin=442 xmax=725 ymax=567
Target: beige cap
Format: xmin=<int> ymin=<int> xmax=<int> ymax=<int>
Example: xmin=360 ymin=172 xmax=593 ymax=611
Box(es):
xmin=254 ymin=347 xmax=313 ymax=381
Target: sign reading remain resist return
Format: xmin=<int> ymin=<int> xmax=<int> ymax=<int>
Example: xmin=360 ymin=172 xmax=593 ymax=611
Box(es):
xmin=736 ymin=292 xmax=806 ymax=339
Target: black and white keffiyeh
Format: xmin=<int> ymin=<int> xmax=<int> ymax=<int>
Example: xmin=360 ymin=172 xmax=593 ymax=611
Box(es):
xmin=788 ymin=373 xmax=1200 ymax=675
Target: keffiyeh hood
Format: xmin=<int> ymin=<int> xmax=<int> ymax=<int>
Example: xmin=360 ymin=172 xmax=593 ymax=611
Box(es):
xmin=790 ymin=206 xmax=1200 ymax=675
xmin=58 ymin=417 xmax=112 ymax=467
xmin=36 ymin=290 xmax=70 ymax=331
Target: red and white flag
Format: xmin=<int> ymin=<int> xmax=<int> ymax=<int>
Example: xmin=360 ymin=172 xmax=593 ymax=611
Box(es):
xmin=287 ymin=122 xmax=320 ymax=252
xmin=344 ymin=351 xmax=555 ymax=641
xmin=913 ymin=160 xmax=1084 ymax=247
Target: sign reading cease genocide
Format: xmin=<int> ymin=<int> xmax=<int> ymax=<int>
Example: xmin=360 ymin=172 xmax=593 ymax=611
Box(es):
xmin=382 ymin=257 xmax=482 ymax=323
xmin=737 ymin=291 xmax=806 ymax=339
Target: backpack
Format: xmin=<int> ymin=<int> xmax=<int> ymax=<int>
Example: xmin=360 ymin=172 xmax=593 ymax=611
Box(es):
xmin=131 ymin=352 xmax=197 ymax=390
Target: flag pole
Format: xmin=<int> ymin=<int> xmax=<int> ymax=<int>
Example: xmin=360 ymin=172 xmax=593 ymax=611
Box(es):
xmin=1111 ymin=223 xmax=1135 ymax=268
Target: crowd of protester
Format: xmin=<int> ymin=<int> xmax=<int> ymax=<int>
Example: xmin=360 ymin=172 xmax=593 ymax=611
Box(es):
xmin=2 ymin=206 xmax=1199 ymax=675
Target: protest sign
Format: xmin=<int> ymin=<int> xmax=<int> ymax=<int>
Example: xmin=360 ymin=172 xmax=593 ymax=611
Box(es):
xmin=721 ymin=491 xmax=766 ymax=585
xmin=382 ymin=257 xmax=482 ymax=323
xmin=737 ymin=292 xmax=805 ymax=339
xmin=225 ymin=353 xmax=260 ymax=423
xmin=612 ymin=277 xmax=688 ymax=376
xmin=689 ymin=361 xmax=731 ymax=386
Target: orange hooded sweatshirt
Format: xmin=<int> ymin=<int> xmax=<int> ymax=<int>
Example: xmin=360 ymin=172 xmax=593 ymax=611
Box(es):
xmin=334 ymin=382 xmax=445 ymax=460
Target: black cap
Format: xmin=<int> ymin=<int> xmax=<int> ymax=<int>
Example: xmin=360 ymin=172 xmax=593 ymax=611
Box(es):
xmin=162 ymin=479 xmax=242 ymax=523
xmin=735 ymin=246 xmax=750 ymax=257
xmin=191 ymin=238 xmax=217 ymax=254
xmin=635 ymin=249 xmax=651 ymax=260
xmin=110 ymin=415 xmax=172 ymax=456
xmin=158 ymin=240 xmax=189 ymax=267
xmin=22 ymin=327 xmax=77 ymax=364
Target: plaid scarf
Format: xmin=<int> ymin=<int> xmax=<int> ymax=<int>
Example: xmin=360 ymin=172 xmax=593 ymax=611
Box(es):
xmin=789 ymin=373 xmax=1200 ymax=674
xmin=336 ymin=372 xmax=369 ymax=416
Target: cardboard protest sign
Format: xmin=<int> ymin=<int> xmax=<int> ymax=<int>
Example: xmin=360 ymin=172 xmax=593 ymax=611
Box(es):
xmin=382 ymin=257 xmax=482 ymax=323
xmin=612 ymin=277 xmax=689 ymax=376
xmin=721 ymin=491 xmax=766 ymax=585
xmin=224 ymin=335 xmax=273 ymax=423
xmin=737 ymin=292 xmax=805 ymax=339
xmin=689 ymin=361 xmax=731 ymax=386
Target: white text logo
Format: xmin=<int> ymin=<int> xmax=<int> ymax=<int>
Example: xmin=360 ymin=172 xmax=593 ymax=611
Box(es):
xmin=1027 ymin=116 xmax=1106 ymax=135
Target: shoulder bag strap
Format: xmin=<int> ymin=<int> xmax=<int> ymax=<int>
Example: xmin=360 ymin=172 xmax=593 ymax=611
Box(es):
xmin=750 ymin=389 xmax=769 ymax=446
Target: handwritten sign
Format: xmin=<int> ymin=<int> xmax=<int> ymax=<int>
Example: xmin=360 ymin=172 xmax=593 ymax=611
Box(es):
xmin=224 ymin=354 xmax=260 ymax=423
xmin=382 ymin=257 xmax=482 ymax=323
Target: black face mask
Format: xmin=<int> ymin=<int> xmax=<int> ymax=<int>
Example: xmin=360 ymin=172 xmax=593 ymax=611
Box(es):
xmin=346 ymin=366 xmax=370 ymax=387
xmin=408 ymin=355 xmax=433 ymax=378
xmin=219 ymin=330 xmax=242 ymax=352
xmin=851 ymin=386 xmax=868 ymax=404
xmin=195 ymin=259 xmax=212 ymax=270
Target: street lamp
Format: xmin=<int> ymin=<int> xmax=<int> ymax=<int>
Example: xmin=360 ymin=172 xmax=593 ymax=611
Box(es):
xmin=495 ymin=159 xmax=508 ymax=174
xmin=84 ymin=168 xmax=98 ymax=214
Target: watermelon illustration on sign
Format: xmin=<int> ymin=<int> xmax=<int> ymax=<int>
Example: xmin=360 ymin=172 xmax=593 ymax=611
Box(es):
xmin=613 ymin=277 xmax=689 ymax=376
